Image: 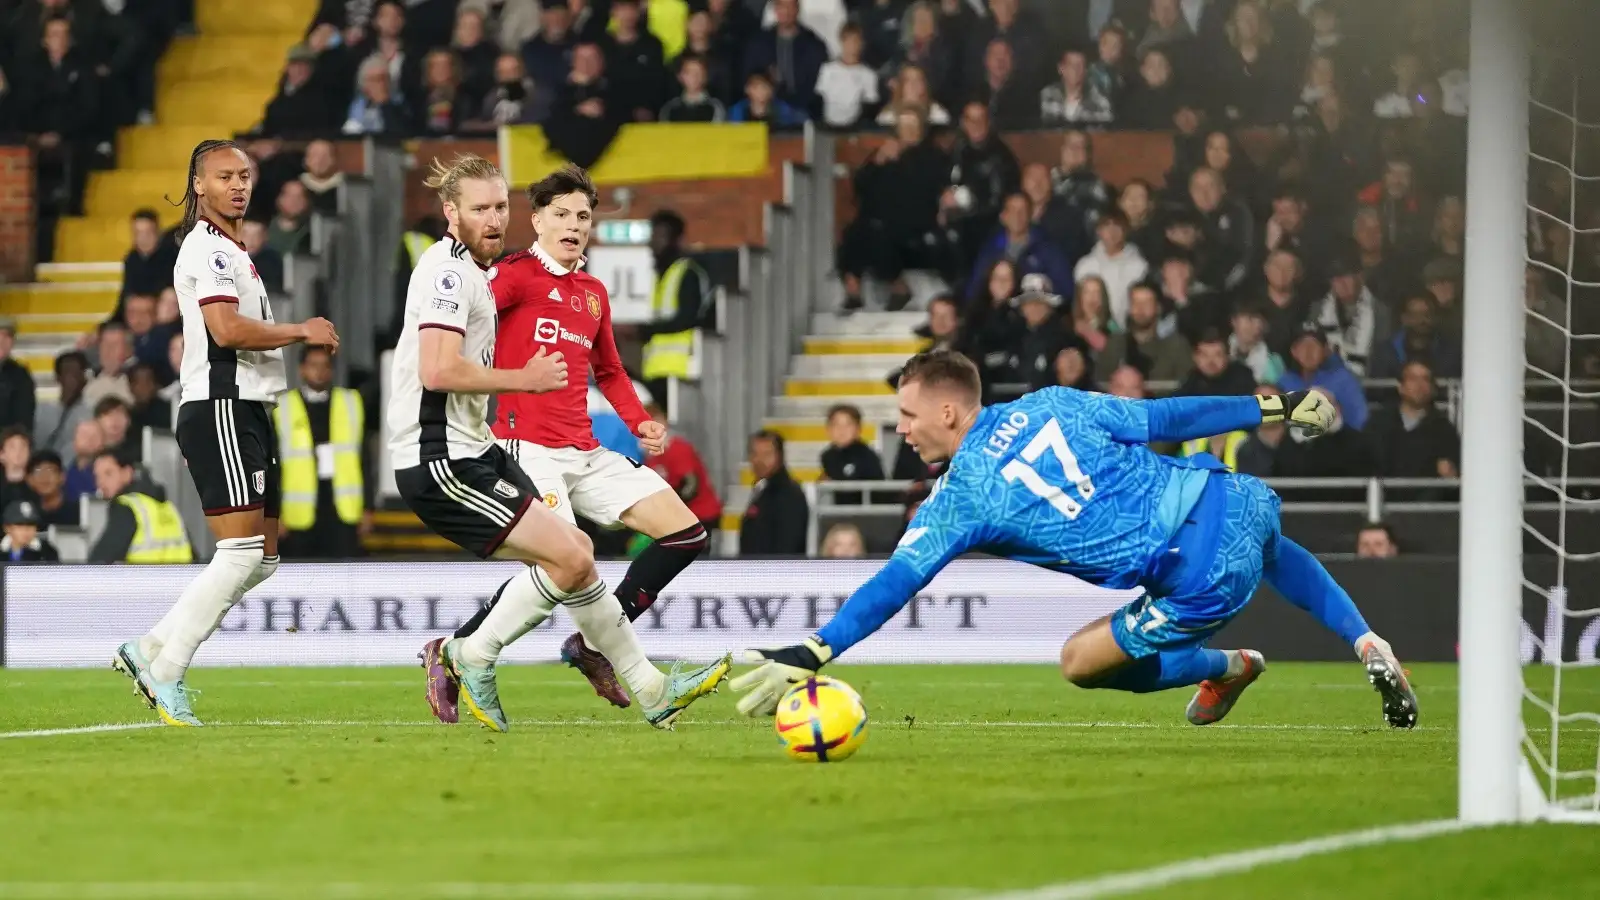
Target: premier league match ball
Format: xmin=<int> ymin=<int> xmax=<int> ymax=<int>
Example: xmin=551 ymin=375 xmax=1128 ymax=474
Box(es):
xmin=774 ymin=676 xmax=869 ymax=762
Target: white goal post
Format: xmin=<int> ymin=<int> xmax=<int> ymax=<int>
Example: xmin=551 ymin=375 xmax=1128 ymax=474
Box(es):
xmin=1460 ymin=0 xmax=1600 ymax=825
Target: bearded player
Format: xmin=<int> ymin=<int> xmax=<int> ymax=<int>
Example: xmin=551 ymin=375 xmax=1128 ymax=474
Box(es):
xmin=435 ymin=163 xmax=712 ymax=711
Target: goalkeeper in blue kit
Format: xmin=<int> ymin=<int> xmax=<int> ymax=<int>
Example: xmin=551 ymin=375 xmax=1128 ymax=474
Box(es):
xmin=731 ymin=350 xmax=1418 ymax=729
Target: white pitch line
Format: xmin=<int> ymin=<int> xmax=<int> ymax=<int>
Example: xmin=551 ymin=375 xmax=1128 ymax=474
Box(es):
xmin=975 ymin=819 xmax=1472 ymax=900
xmin=0 ymin=882 xmax=977 ymax=900
xmin=0 ymin=723 xmax=160 ymax=740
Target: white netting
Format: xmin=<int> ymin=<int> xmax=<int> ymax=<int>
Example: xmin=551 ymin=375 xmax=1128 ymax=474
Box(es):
xmin=1519 ymin=6 xmax=1600 ymax=819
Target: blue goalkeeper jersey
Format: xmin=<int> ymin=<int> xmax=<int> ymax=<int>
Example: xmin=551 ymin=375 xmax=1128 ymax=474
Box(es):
xmin=816 ymin=387 xmax=1261 ymax=655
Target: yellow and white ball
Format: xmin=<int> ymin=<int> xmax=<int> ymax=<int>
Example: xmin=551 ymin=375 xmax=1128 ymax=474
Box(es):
xmin=774 ymin=676 xmax=869 ymax=762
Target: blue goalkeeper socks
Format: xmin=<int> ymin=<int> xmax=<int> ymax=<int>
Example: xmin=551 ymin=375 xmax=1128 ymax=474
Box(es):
xmin=1264 ymin=536 xmax=1370 ymax=646
xmin=1093 ymin=648 xmax=1230 ymax=693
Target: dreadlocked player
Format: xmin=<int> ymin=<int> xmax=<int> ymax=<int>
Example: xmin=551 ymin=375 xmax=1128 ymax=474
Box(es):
xmin=111 ymin=139 xmax=340 ymax=727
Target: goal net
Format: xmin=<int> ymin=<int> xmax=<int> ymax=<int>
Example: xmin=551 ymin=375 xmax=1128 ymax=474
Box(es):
xmin=1497 ymin=0 xmax=1600 ymax=823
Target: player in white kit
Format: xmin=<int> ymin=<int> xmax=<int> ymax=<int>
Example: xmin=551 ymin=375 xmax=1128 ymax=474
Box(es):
xmin=388 ymin=155 xmax=730 ymax=731
xmin=112 ymin=139 xmax=340 ymax=726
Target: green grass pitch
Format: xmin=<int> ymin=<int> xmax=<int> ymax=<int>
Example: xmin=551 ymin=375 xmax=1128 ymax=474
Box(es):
xmin=1 ymin=662 xmax=1598 ymax=899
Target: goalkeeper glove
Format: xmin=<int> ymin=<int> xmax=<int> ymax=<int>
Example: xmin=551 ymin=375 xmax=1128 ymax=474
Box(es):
xmin=1257 ymin=389 xmax=1335 ymax=436
xmin=730 ymin=635 xmax=833 ymax=717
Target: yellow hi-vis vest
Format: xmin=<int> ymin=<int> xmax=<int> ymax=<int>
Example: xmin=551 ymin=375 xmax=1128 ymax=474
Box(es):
xmin=278 ymin=388 xmax=365 ymax=530
xmin=403 ymin=231 xmax=434 ymax=267
xmin=641 ymin=257 xmax=707 ymax=380
xmin=118 ymin=493 xmax=193 ymax=564
xmin=1180 ymin=431 xmax=1250 ymax=472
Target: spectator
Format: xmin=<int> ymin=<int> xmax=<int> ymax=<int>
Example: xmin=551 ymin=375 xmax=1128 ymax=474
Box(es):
xmin=18 ymin=16 xmax=98 ymax=217
xmin=882 ymin=1 xmax=954 ymax=106
xmin=1186 ymin=166 xmax=1254 ymax=291
xmin=1040 ymin=47 xmax=1112 ymax=127
xmin=34 ymin=351 xmax=89 ymax=461
xmin=640 ymin=402 xmax=721 ymax=534
xmin=1292 ymin=52 xmax=1338 ymax=123
xmin=1070 ymin=275 xmax=1114 ymax=357
xmin=966 ymin=0 xmax=1044 ymax=92
xmin=1273 ymin=390 xmax=1374 ymax=478
xmin=1050 ymin=130 xmax=1110 ymax=238
xmin=1372 ymin=47 xmax=1431 ymax=120
xmin=418 ymin=48 xmax=469 ymax=134
xmin=299 ymin=140 xmax=345 ymax=216
xmin=94 ymin=396 xmax=137 ymax=461
xmin=25 ymin=450 xmax=77 ymax=527
xmin=241 ymin=221 xmax=286 ymax=295
xmin=603 ymin=0 xmax=668 ymax=121
xmin=127 ymin=363 xmax=172 ymax=434
xmin=121 ymin=293 xmax=173 ymax=378
xmin=349 ymin=0 xmax=421 ymax=102
xmin=963 ymin=259 xmax=1023 ymax=389
xmin=1088 ymin=23 xmax=1131 ymax=106
xmin=82 ymin=324 xmax=134 ymax=409
xmin=65 ymin=419 xmax=102 ymax=501
xmin=460 ymin=0 xmax=541 ymax=54
xmin=0 ymin=426 xmax=37 ymax=510
xmin=1054 ymin=343 xmax=1095 ymax=390
xmin=1106 ymin=363 xmax=1147 ymax=398
xmin=1094 ymin=283 xmax=1191 ymax=383
xmin=682 ymin=10 xmax=736 ymax=103
xmin=1429 ymin=195 xmax=1466 ymax=262
xmin=1262 ymin=189 xmax=1327 ymax=286
xmin=913 ymin=294 xmax=962 ymax=353
xmin=1136 ymin=0 xmax=1196 ymax=62
xmin=820 ymin=522 xmax=867 ymax=559
xmin=815 ymin=24 xmax=877 ymax=129
xmin=1229 ymin=302 xmax=1286 ymax=384
xmin=836 ymin=109 xmax=949 ymax=310
xmin=473 ymin=52 xmax=549 ymax=127
xmin=1370 ymin=294 xmax=1462 ymax=380
xmin=1356 ymin=522 xmax=1400 ymax=558
xmin=1351 ymin=206 xmax=1411 ymax=310
xmin=945 ymin=103 xmax=1022 ymax=263
xmin=876 ymin=62 xmax=949 ymax=127
xmin=342 ymin=55 xmax=413 ymax=136
xmin=159 ymin=333 xmax=184 ymax=406
xmin=728 ymin=69 xmax=807 ymax=126
xmin=660 ymin=54 xmax=727 ymax=122
xmin=739 ymin=430 xmax=808 ymax=556
xmin=261 ymin=44 xmax=334 ymax=136
xmin=1357 ymin=156 xmax=1426 ymax=250
xmin=522 ymin=2 xmax=576 ymax=91
xmin=1307 ymin=255 xmax=1391 ymax=377
xmin=969 ymin=38 xmax=1033 ymax=131
xmin=742 ymin=0 xmax=827 ymax=112
xmin=1155 ymin=251 xmax=1225 ymax=344
xmin=1073 ymin=210 xmax=1149 ymax=327
xmin=1121 ymin=47 xmax=1180 ymax=129
xmin=156 ymin=287 xmax=179 ymax=329
xmin=966 ymin=194 xmax=1074 ymax=306
xmin=267 ymin=181 xmax=313 ymax=256
xmin=1175 ymin=330 xmax=1256 ymax=397
xmin=1211 ymin=0 xmax=1289 ymax=125
xmin=1009 ymin=279 xmax=1070 ymax=393
xmin=1118 ymin=178 xmax=1161 ymax=259
xmin=1422 ymin=257 xmax=1463 ymax=344
xmin=1235 ymin=383 xmax=1285 ymax=476
xmin=1255 ymin=248 xmax=1309 ymax=357
xmin=1278 ymin=325 xmax=1367 ymax=431
xmin=1019 ymin=163 xmax=1087 ymax=262
xmin=0 ymin=320 xmax=35 ymax=434
xmin=1 ymin=500 xmax=59 ymax=564
xmin=87 ymin=450 xmax=192 ymax=564
xmin=820 ymin=403 xmax=885 ymax=505
xmin=1366 ymin=360 xmax=1460 ymax=479
xmin=120 ymin=210 xmax=177 ymax=302
xmin=450 ymin=6 xmax=501 ymax=109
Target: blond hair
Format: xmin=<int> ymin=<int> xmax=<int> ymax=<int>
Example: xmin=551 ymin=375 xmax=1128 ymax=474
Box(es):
xmin=422 ymin=154 xmax=504 ymax=204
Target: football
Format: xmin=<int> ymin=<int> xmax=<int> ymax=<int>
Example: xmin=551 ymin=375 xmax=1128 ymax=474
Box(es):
xmin=774 ymin=676 xmax=869 ymax=762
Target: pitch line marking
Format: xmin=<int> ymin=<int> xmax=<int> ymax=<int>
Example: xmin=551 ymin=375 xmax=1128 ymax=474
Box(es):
xmin=0 ymin=723 xmax=161 ymax=739
xmin=0 ymin=882 xmax=978 ymax=900
xmin=975 ymin=819 xmax=1473 ymax=900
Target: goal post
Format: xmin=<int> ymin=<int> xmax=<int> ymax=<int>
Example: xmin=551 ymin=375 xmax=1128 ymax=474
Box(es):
xmin=1458 ymin=0 xmax=1531 ymax=825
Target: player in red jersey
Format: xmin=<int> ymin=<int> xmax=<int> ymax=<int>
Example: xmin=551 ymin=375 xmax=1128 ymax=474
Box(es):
xmin=450 ymin=164 xmax=712 ymax=709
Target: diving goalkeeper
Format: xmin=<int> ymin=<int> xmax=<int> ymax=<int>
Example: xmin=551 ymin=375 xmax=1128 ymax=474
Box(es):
xmin=731 ymin=350 xmax=1418 ymax=730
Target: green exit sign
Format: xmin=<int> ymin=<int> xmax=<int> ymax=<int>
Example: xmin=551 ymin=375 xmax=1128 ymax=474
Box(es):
xmin=594 ymin=219 xmax=652 ymax=245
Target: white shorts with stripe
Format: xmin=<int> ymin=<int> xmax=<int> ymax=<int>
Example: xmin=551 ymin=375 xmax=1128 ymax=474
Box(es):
xmin=394 ymin=445 xmax=537 ymax=558
xmin=499 ymin=439 xmax=670 ymax=530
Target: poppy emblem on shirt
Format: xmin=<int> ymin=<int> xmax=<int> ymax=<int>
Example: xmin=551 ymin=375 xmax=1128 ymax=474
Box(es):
xmin=570 ymin=293 xmax=584 ymax=312
xmin=586 ymin=291 xmax=601 ymax=319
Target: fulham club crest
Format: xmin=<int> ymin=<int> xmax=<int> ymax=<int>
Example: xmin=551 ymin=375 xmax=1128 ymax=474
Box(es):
xmin=493 ymin=480 xmax=519 ymax=498
xmin=253 ymin=470 xmax=266 ymax=494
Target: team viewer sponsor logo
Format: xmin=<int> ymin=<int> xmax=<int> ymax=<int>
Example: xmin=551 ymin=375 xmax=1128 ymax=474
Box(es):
xmin=533 ymin=317 xmax=593 ymax=349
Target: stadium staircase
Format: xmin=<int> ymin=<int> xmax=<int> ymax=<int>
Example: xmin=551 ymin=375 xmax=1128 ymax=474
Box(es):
xmin=0 ymin=0 xmax=314 ymax=402
xmin=720 ymin=310 xmax=927 ymax=533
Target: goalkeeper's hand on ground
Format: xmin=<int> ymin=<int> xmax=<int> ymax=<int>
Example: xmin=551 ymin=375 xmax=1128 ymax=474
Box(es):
xmin=1258 ymin=389 xmax=1335 ymax=436
xmin=730 ymin=636 xmax=833 ymax=717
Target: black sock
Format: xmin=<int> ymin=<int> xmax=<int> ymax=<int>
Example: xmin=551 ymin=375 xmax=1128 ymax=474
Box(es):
xmin=453 ymin=576 xmax=512 ymax=638
xmin=614 ymin=522 xmax=709 ymax=621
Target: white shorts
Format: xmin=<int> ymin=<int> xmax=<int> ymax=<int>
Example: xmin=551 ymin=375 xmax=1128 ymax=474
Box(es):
xmin=500 ymin=439 xmax=670 ymax=529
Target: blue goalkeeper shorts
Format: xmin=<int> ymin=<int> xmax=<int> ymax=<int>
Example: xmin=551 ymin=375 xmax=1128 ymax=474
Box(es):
xmin=1110 ymin=473 xmax=1282 ymax=659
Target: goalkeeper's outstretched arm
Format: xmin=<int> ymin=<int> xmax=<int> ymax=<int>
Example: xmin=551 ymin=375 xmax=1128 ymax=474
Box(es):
xmin=1074 ymin=388 xmax=1334 ymax=445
